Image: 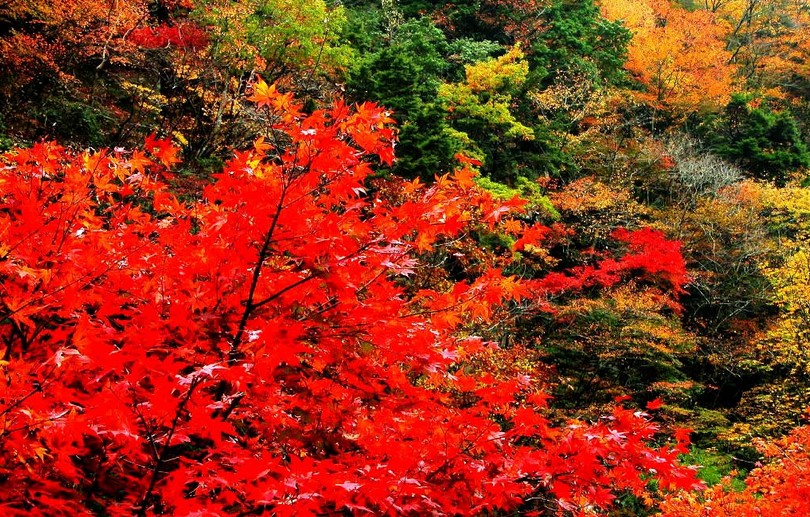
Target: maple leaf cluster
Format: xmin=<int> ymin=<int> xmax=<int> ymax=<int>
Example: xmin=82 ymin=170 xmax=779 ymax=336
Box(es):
xmin=129 ymin=23 xmax=209 ymax=51
xmin=515 ymin=224 xmax=688 ymax=300
xmin=660 ymin=423 xmax=810 ymax=516
xmin=0 ymin=81 xmax=699 ymax=515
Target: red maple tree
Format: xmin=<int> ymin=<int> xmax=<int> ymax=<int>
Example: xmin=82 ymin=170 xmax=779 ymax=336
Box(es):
xmin=0 ymin=80 xmax=699 ymax=515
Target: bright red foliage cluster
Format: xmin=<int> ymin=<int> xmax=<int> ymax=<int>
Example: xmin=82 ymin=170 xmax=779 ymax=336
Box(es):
xmin=0 ymin=83 xmax=699 ymax=515
xmin=129 ymin=23 xmax=209 ymax=50
xmin=528 ymin=227 xmax=689 ymax=298
xmin=609 ymin=228 xmax=689 ymax=293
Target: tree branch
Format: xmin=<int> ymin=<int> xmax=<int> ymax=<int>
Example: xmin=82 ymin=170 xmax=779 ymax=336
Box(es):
xmin=136 ymin=377 xmax=201 ymax=517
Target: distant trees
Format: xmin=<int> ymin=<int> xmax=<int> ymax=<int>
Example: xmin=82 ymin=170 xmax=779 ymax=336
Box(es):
xmin=601 ymin=0 xmax=737 ymax=110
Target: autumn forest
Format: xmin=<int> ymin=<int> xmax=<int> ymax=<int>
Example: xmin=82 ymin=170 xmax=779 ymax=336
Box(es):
xmin=2 ymin=0 xmax=810 ymax=515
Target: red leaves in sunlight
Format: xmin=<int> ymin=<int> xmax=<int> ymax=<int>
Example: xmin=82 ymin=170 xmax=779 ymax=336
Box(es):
xmin=129 ymin=23 xmax=209 ymax=51
xmin=0 ymin=85 xmax=698 ymax=515
xmin=531 ymin=227 xmax=689 ymax=302
xmin=513 ymin=222 xmax=551 ymax=252
xmin=144 ymin=132 xmax=182 ymax=168
xmin=611 ymin=227 xmax=689 ymax=293
xmin=646 ymin=398 xmax=665 ymax=410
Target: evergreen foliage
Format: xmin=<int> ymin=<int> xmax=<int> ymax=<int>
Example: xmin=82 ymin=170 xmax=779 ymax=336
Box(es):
xmin=705 ymin=95 xmax=810 ymax=185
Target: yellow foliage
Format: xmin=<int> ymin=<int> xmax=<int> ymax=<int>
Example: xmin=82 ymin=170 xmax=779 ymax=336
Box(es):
xmin=438 ymin=45 xmax=534 ymax=159
xmin=760 ymin=249 xmax=810 ymax=376
xmin=558 ymin=284 xmax=696 ymax=356
xmin=120 ymin=81 xmax=167 ymax=115
xmin=530 ymin=72 xmax=604 ymax=125
xmin=462 ymin=45 xmax=529 ymax=93
xmin=550 ymin=176 xmax=632 ymax=213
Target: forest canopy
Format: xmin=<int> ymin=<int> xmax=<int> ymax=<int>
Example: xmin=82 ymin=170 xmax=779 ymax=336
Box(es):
xmin=2 ymin=0 xmax=810 ymax=515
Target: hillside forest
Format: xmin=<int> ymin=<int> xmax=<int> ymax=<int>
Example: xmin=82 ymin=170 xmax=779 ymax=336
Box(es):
xmin=2 ymin=0 xmax=810 ymax=515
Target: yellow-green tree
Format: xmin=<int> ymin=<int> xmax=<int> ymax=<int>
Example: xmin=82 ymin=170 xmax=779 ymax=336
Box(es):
xmin=715 ymin=183 xmax=810 ymax=440
xmin=438 ymin=45 xmax=535 ymax=181
xmin=193 ymin=0 xmax=352 ymax=85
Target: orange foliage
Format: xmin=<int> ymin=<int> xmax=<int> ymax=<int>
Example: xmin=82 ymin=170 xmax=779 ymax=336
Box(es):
xmin=755 ymin=3 xmax=810 ymax=95
xmin=0 ymin=0 xmax=148 ymax=85
xmin=660 ymin=423 xmax=810 ymax=516
xmin=601 ymin=0 xmax=738 ymax=110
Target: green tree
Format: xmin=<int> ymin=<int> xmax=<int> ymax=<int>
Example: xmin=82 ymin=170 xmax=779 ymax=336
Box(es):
xmin=529 ymin=0 xmax=630 ymax=88
xmin=705 ymin=95 xmax=810 ymax=185
xmin=192 ymin=0 xmax=352 ymax=83
xmin=346 ymin=18 xmax=460 ymax=177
